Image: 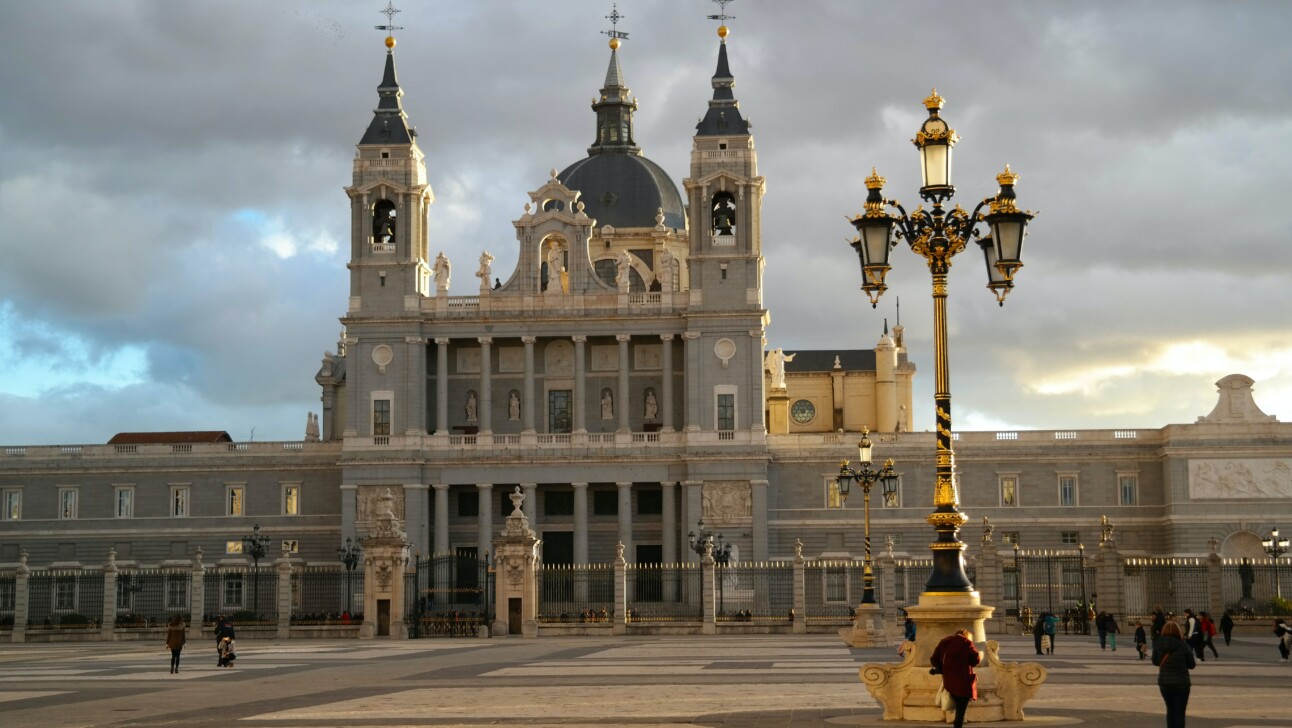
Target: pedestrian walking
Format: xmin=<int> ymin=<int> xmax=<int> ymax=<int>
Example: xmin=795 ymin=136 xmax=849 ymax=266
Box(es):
xmin=1219 ymin=610 xmax=1235 ymax=646
xmin=1152 ymin=621 xmax=1196 ymax=728
xmin=165 ymin=615 xmax=186 ymax=673
xmin=1152 ymin=607 xmax=1167 ymax=640
xmin=930 ymin=628 xmax=981 ymax=728
xmin=1032 ymin=613 xmax=1045 ymax=655
xmin=1200 ymin=611 xmax=1219 ymax=659
xmin=1275 ymin=619 xmax=1291 ymax=661
xmin=1043 ymin=611 xmax=1058 ymax=654
xmin=1096 ymin=611 xmax=1109 ymax=650
xmin=1134 ymin=620 xmax=1148 ymax=660
xmin=1107 ymin=613 xmax=1120 ymax=651
xmin=1183 ymin=609 xmax=1204 ymax=661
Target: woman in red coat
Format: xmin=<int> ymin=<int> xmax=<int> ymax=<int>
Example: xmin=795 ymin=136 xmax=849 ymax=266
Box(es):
xmin=930 ymin=628 xmax=981 ymax=728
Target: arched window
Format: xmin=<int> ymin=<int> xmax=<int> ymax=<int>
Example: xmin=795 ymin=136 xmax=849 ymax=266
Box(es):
xmin=372 ymin=200 xmax=397 ymax=247
xmin=711 ymin=192 xmax=736 ymax=238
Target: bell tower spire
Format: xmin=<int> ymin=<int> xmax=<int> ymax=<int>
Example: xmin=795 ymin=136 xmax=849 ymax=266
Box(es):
xmin=588 ymin=4 xmax=639 ymax=156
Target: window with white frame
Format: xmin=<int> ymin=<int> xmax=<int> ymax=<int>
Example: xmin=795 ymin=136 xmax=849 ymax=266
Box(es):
xmin=1061 ymin=531 xmax=1080 ymax=545
xmin=715 ymin=386 xmax=737 ymax=431
xmin=372 ymin=389 xmax=394 ymax=438
xmin=1058 ymin=474 xmax=1078 ymax=507
xmin=226 ymin=485 xmax=245 ymax=516
xmin=999 ymin=475 xmax=1019 ymax=507
xmin=170 ymin=485 xmax=190 ymax=518
xmin=226 ymin=541 xmax=243 ymax=555
xmin=1002 ymin=531 xmax=1021 ymax=545
xmin=165 ymin=576 xmax=188 ymax=611
xmin=1118 ymin=473 xmax=1138 ymax=506
xmin=2 ymin=488 xmax=21 ymax=520
xmin=55 ymin=578 xmax=77 ymax=611
xmin=282 ymin=483 xmax=301 ymax=516
xmin=114 ymin=486 xmax=134 ymax=518
xmin=825 ymin=477 xmax=843 ymax=509
xmin=58 ymin=487 xmax=78 ymax=520
xmin=116 ymin=576 xmax=135 ymax=611
xmin=222 ymin=573 xmax=244 ymax=609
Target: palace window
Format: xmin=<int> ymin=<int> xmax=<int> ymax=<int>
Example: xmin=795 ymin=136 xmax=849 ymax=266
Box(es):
xmin=115 ymin=486 xmax=134 ymax=518
xmin=226 ymin=485 xmax=245 ymax=517
xmin=545 ymin=491 xmax=574 ymax=517
xmin=170 ymin=486 xmax=190 ymax=518
xmin=55 ymin=578 xmax=77 ymax=611
xmin=1002 ymin=531 xmax=1021 ymax=546
xmin=222 ymin=574 xmax=244 ymax=610
xmin=3 ymin=488 xmax=22 ymax=520
xmin=1118 ymin=474 xmax=1139 ymax=506
xmin=593 ymin=490 xmax=618 ymax=516
xmin=999 ymin=476 xmax=1019 ymax=507
xmin=58 ymin=487 xmax=79 ymax=520
xmin=1058 ymin=475 xmax=1078 ymax=507
xmin=282 ymin=484 xmax=301 ymax=516
xmin=1061 ymin=531 xmax=1080 ymax=545
xmin=373 ymin=399 xmax=391 ymax=436
xmin=637 ymin=487 xmax=663 ymax=515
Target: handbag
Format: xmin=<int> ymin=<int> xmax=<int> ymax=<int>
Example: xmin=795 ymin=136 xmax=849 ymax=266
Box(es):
xmin=935 ymin=685 xmax=955 ymax=711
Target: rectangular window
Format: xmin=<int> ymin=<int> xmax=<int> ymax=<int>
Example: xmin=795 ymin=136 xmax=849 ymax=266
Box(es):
xmin=227 ymin=485 xmax=244 ymax=516
xmin=1003 ymin=568 xmax=1019 ymax=603
xmin=373 ymin=399 xmax=391 ymax=436
xmin=824 ymin=566 xmax=848 ymax=602
xmin=548 ymin=390 xmax=572 ymax=433
xmin=170 ymin=486 xmax=190 ymax=517
xmin=2 ymin=488 xmax=21 ymax=520
xmin=165 ymin=577 xmax=188 ymax=611
xmin=593 ymin=490 xmax=618 ymax=516
xmin=458 ymin=491 xmax=479 ymax=517
xmin=223 ymin=574 xmax=244 ymax=610
xmin=637 ymin=487 xmax=663 ymax=515
xmin=55 ymin=578 xmax=77 ymax=611
xmin=1061 ymin=531 xmax=1080 ymax=545
xmin=116 ymin=576 xmax=134 ymax=611
xmin=226 ymin=540 xmax=243 ymax=555
xmin=544 ymin=490 xmax=574 ymax=517
xmin=716 ymin=393 xmax=735 ymax=431
xmin=58 ymin=487 xmax=78 ymax=520
xmin=1002 ymin=531 xmax=1021 ymax=546
xmin=825 ymin=477 xmax=843 ymax=509
xmin=1000 ymin=476 xmax=1019 ymax=507
xmin=282 ymin=484 xmax=300 ymax=516
xmin=1058 ymin=475 xmax=1078 ymax=507
xmin=1119 ymin=475 xmax=1138 ymax=506
xmin=114 ymin=486 xmax=134 ymax=518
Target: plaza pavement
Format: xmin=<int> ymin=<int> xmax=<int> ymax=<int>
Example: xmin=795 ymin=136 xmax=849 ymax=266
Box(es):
xmin=0 ymin=630 xmax=1289 ymax=727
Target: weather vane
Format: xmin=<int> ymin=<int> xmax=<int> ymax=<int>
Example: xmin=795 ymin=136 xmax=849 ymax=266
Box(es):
xmin=707 ymin=0 xmax=736 ymax=25
xmin=602 ymin=4 xmax=628 ymax=45
xmin=375 ymin=1 xmax=403 ymax=36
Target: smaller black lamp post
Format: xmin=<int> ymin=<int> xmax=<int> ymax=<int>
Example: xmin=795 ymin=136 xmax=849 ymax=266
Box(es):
xmin=836 ymin=427 xmax=898 ymax=604
xmin=337 ymin=537 xmax=362 ymax=614
xmin=242 ymin=523 xmax=271 ymax=618
xmin=1263 ymin=526 xmax=1289 ymax=598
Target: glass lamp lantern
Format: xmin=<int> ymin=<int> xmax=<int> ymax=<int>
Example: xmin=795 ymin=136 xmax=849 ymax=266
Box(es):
xmin=913 ymin=89 xmax=957 ymax=200
xmin=850 ymin=169 xmax=896 ymax=307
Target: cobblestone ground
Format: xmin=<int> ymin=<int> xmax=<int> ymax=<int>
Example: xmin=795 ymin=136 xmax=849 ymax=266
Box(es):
xmin=0 ymin=632 xmax=1289 ymax=727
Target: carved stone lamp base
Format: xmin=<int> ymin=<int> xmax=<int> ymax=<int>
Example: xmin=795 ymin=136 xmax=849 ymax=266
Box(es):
xmin=839 ymin=602 xmax=889 ymax=648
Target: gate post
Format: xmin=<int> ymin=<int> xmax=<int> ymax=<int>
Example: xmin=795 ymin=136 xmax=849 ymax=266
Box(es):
xmin=12 ymin=550 xmax=29 ymax=643
xmin=188 ymin=548 xmax=205 ymax=641
xmin=494 ymin=487 xmax=539 ymax=637
xmin=1206 ymin=539 xmax=1223 ymax=618
xmin=877 ymin=548 xmax=897 ymax=632
xmin=1096 ymin=532 xmax=1125 ymax=623
xmin=102 ymin=548 xmax=118 ymax=641
xmin=976 ymin=530 xmax=1004 ymax=635
xmin=792 ymin=540 xmax=806 ymax=634
xmin=276 ymin=547 xmax=293 ymax=639
xmin=701 ymin=542 xmax=716 ymax=635
xmin=613 ymin=543 xmax=628 ymax=636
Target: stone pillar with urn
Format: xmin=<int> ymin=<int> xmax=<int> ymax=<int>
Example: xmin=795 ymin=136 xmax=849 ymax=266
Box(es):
xmin=492 ymin=487 xmax=539 ymax=637
xmin=359 ymin=488 xmax=411 ymax=639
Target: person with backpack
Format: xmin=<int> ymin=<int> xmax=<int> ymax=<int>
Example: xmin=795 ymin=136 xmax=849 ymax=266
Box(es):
xmin=1043 ymin=611 xmax=1058 ymax=654
xmin=1182 ymin=609 xmax=1204 ymax=661
xmin=1199 ymin=611 xmax=1219 ymax=659
xmin=1275 ymin=619 xmax=1291 ymax=661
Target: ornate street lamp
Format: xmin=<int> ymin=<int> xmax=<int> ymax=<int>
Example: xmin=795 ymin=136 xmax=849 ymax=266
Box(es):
xmin=689 ymin=520 xmax=733 ymax=615
xmin=242 ymin=523 xmax=271 ymax=618
xmin=1013 ymin=542 xmax=1023 ymax=632
xmin=847 ymin=89 xmax=1036 ymax=595
xmin=835 ymin=427 xmax=898 ymax=604
xmin=337 ymin=537 xmax=362 ymax=614
xmin=1263 ymin=526 xmax=1289 ymax=598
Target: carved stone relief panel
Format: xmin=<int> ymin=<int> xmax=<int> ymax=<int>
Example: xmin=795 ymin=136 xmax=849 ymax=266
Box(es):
xmin=1188 ymin=459 xmax=1292 ymax=499
xmin=701 ymin=481 xmax=752 ymax=523
xmin=590 ymin=345 xmax=619 ymax=372
xmin=499 ymin=347 xmax=524 ymax=373
xmin=456 ymin=347 xmax=482 ymax=374
xmin=634 ymin=344 xmax=662 ymax=370
xmin=357 ymin=485 xmax=406 ymax=532
xmin=545 ymin=340 xmax=574 ymax=377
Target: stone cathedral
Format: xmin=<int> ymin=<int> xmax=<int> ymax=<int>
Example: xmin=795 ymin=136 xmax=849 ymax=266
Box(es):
xmin=1 ymin=23 xmax=1288 ymax=575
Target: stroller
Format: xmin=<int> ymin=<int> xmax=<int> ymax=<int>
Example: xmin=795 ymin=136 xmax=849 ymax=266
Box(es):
xmin=217 ymin=636 xmax=237 ymax=668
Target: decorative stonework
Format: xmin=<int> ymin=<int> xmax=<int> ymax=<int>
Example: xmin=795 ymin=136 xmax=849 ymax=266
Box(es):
xmin=357 ymin=485 xmax=405 ymax=532
xmin=456 ymin=347 xmax=482 ymax=374
xmin=634 ymin=344 xmax=662 ymax=370
xmin=1188 ymin=459 xmax=1292 ymax=499
xmin=499 ymin=347 xmax=524 ymax=373
xmin=590 ymin=345 xmax=619 ymax=371
xmin=702 ymin=481 xmax=751 ymax=522
xmin=545 ymin=340 xmax=574 ymax=377
xmin=371 ymin=345 xmax=394 ymax=374
xmin=1197 ymin=373 xmax=1277 ymax=423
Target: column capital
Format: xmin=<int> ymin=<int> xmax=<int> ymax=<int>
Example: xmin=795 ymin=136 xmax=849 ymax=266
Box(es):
xmin=476 ymin=483 xmax=494 ymax=490
xmin=571 ymin=482 xmax=589 ymax=489
xmin=340 ymin=484 xmax=359 ymax=491
xmin=682 ymin=331 xmax=701 ymax=340
xmin=572 ymin=335 xmax=587 ymax=344
xmin=660 ymin=481 xmax=677 ymax=489
xmin=659 ymin=333 xmax=675 ymax=342
xmin=683 ymin=480 xmax=703 ymax=487
xmin=521 ymin=335 xmax=537 ymax=344
xmin=478 ymin=336 xmax=493 ymax=345
xmin=616 ymin=334 xmax=632 ymax=343
xmin=616 ymin=481 xmax=632 ymax=489
xmin=520 ymin=483 xmax=537 ymax=489
xmin=748 ymin=329 xmax=763 ymax=338
xmin=434 ymin=337 xmax=450 ymax=345
xmin=432 ymin=483 xmax=450 ymax=491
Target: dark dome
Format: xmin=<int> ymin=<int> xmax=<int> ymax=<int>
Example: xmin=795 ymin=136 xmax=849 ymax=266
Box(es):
xmin=558 ymin=153 xmax=686 ymax=230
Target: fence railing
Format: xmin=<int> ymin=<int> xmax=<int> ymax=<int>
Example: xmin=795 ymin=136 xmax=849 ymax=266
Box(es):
xmin=202 ymin=567 xmax=278 ymax=625
xmin=1123 ymin=557 xmax=1210 ymax=622
xmin=26 ymin=570 xmax=104 ymax=630
xmin=715 ymin=562 xmax=794 ymax=622
xmin=537 ymin=564 xmax=614 ymax=622
xmin=291 ymin=566 xmax=364 ymax=624
xmin=115 ymin=570 xmax=191 ymax=627
xmin=1220 ymin=558 xmax=1292 ymax=617
xmin=626 ymin=563 xmax=703 ymax=622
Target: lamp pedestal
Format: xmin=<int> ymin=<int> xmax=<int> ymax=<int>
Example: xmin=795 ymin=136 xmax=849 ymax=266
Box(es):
xmin=766 ymin=387 xmax=790 ymax=435
xmin=838 ymin=601 xmax=887 ymax=648
xmin=861 ymin=591 xmax=1047 ymax=721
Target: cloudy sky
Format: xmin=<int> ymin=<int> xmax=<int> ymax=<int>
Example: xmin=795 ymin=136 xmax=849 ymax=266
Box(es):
xmin=2 ymin=1 xmax=1289 ymax=445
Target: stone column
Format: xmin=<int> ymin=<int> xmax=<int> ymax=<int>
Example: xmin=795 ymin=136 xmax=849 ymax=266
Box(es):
xmin=276 ymin=546 xmax=293 ymax=639
xmin=435 ymin=338 xmax=450 ymax=435
xmin=793 ymin=541 xmax=807 ymax=634
xmin=521 ymin=483 xmax=537 ymax=530
xmin=476 ymin=484 xmax=494 ymax=559
xmin=682 ymin=332 xmax=701 ymax=432
xmin=403 ymin=484 xmax=430 ymax=557
xmin=573 ymin=483 xmax=589 ymax=564
xmin=359 ymin=489 xmax=411 ymax=639
xmin=573 ymin=336 xmax=587 ymax=433
xmin=1096 ymin=539 xmax=1125 ymax=624
xmin=478 ymin=337 xmax=493 ymax=434
xmin=1206 ymin=549 xmax=1223 ymax=618
xmin=102 ymin=548 xmax=118 ymax=641
xmin=701 ymin=543 xmax=717 ymax=634
xmin=751 ymin=479 xmax=769 ymax=561
xmin=12 ymin=550 xmax=29 ymax=643
xmin=976 ymin=537 xmax=1004 ymax=635
xmin=492 ymin=487 xmax=539 ymax=637
xmin=661 ymin=482 xmax=677 ymax=565
xmin=613 ymin=543 xmax=628 ymax=635
xmin=188 ymin=548 xmax=206 ymax=641
xmin=521 ymin=336 xmax=536 ymax=433
xmin=617 ymin=482 xmax=633 ymax=563
xmin=405 ymin=335 xmax=427 ymax=435
xmin=877 ymin=549 xmax=898 ymax=633
xmin=684 ymin=480 xmax=703 ymax=562
xmin=616 ymin=334 xmax=631 ymax=432
xmin=432 ymin=484 xmax=450 ymax=556
xmin=660 ymin=334 xmax=675 ymax=432
xmin=340 ymin=484 xmax=358 ymax=543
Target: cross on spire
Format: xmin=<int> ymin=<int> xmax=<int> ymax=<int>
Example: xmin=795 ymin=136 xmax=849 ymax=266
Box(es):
xmin=602 ymin=3 xmax=628 ymax=43
xmin=375 ymin=1 xmax=403 ymax=35
xmin=707 ymin=0 xmax=736 ymax=26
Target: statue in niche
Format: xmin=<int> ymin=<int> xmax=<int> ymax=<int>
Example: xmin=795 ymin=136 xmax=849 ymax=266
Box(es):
xmin=509 ymin=391 xmax=521 ymax=421
xmin=433 ymin=251 xmax=451 ymax=290
xmin=465 ymin=391 xmax=478 ymax=422
xmin=615 ymin=250 xmax=632 ymax=291
xmin=657 ymin=248 xmax=676 ymax=291
xmin=644 ymin=389 xmax=658 ymax=420
xmin=475 ymin=251 xmax=494 ymax=288
xmin=547 ymin=245 xmax=564 ymax=276
xmin=601 ymin=389 xmax=614 ymax=419
xmin=765 ymin=348 xmax=796 ymax=389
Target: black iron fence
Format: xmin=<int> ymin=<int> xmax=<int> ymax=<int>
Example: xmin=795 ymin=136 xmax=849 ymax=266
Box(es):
xmin=537 ymin=564 xmax=614 ymax=622
xmin=115 ymin=569 xmax=191 ymax=627
xmin=1220 ymin=558 xmax=1292 ymax=617
xmin=1016 ymin=550 xmax=1096 ymax=632
xmin=804 ymin=561 xmax=867 ymax=622
xmin=626 ymin=563 xmax=703 ymax=622
xmin=0 ymin=573 xmax=15 ymax=629
xmin=715 ymin=562 xmax=794 ymax=622
xmin=406 ymin=554 xmax=493 ymax=637
xmin=291 ymin=566 xmax=364 ymax=624
xmin=26 ymin=570 xmax=104 ymax=629
xmin=1123 ymin=557 xmax=1209 ymax=623
xmin=202 ymin=567 xmax=277 ymax=625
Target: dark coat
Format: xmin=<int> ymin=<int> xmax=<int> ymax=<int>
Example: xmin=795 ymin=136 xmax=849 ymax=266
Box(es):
xmin=1151 ymin=634 xmax=1196 ymax=687
xmin=931 ymin=632 xmax=981 ymax=699
xmin=165 ymin=623 xmax=186 ymax=651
